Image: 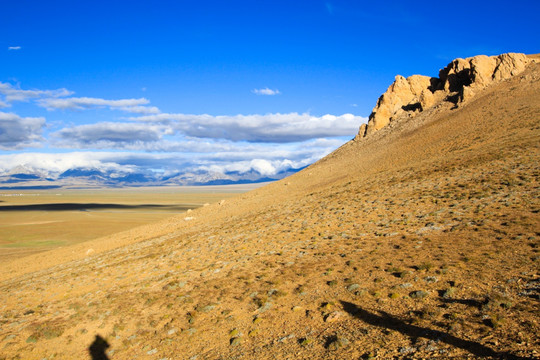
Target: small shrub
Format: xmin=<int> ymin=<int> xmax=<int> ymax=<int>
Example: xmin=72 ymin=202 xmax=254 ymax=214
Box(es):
xmin=417 ymin=262 xmax=433 ymax=271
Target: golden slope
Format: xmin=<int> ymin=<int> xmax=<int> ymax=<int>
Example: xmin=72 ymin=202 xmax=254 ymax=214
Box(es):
xmin=0 ymin=56 xmax=539 ymax=360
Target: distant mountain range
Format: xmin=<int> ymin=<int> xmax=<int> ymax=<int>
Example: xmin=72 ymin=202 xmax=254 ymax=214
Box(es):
xmin=0 ymin=165 xmax=305 ymax=189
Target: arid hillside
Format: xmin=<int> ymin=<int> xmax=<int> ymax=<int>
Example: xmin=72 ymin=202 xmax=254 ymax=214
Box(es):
xmin=1 ymin=54 xmax=539 ymax=360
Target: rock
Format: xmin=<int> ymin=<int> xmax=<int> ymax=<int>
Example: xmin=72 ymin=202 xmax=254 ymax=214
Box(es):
xmin=230 ymin=337 xmax=241 ymax=346
xmin=325 ymin=311 xmax=344 ymax=322
xmin=419 ymin=89 xmax=435 ymax=109
xmin=365 ymin=74 xmax=433 ymax=135
xmin=327 ymin=336 xmax=349 ymax=350
xmin=358 ymin=53 xmax=530 ymax=138
xmin=493 ymin=53 xmax=529 ymax=81
xmin=410 ymin=290 xmax=429 ymax=299
xmin=461 ymin=86 xmax=475 ymax=103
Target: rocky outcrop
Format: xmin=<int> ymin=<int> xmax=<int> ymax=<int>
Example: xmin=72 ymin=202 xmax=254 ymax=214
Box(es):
xmin=357 ymin=53 xmax=531 ymax=138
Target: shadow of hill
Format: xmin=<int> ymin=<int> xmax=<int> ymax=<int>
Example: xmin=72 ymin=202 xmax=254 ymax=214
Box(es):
xmin=340 ymin=301 xmax=531 ymax=360
xmin=0 ymin=203 xmax=193 ymax=212
xmin=89 ymin=335 xmax=110 ymax=360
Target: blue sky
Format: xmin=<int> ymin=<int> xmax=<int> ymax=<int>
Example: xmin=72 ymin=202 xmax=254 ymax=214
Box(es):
xmin=1 ymin=0 xmax=539 ymax=180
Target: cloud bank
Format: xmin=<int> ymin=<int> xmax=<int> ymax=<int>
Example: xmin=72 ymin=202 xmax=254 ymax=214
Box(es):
xmin=134 ymin=112 xmax=364 ymax=143
xmin=0 ymin=112 xmax=45 ymax=150
xmin=0 ymin=80 xmax=367 ymax=183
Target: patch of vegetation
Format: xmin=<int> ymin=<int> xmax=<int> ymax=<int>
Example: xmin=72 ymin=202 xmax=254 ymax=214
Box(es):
xmin=298 ymin=337 xmax=313 ymax=346
xmin=417 ymin=262 xmax=434 ymax=271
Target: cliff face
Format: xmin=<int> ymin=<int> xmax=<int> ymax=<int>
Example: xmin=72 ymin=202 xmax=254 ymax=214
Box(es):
xmin=358 ymin=53 xmax=532 ymax=138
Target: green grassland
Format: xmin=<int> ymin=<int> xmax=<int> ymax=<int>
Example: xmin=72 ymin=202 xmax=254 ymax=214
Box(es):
xmin=0 ymin=185 xmax=257 ymax=261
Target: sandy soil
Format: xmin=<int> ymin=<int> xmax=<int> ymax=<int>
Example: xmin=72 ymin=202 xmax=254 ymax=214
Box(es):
xmin=0 ymin=61 xmax=538 ymax=360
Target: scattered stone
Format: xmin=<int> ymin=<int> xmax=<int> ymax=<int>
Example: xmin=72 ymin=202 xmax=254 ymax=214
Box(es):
xmin=278 ymin=334 xmax=295 ymax=343
xmin=325 ymin=311 xmax=344 ymax=322
xmin=399 ymin=346 xmax=417 ymax=355
xmin=410 ymin=290 xmax=429 ymax=299
xmin=327 ymin=336 xmax=349 ymax=350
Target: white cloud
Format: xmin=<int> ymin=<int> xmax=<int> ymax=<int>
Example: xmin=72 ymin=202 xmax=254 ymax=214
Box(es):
xmin=252 ymin=87 xmax=281 ymax=96
xmin=53 ymin=122 xmax=167 ymax=148
xmin=0 ymin=82 xmax=159 ymax=114
xmin=38 ymin=96 xmax=152 ymax=111
xmin=118 ymin=105 xmax=160 ymax=114
xmin=0 ymin=111 xmax=45 ymax=149
xmin=133 ymin=112 xmax=366 ymax=143
xmin=8 ymin=46 xmax=21 ymax=50
xmin=0 ymin=82 xmax=73 ymax=103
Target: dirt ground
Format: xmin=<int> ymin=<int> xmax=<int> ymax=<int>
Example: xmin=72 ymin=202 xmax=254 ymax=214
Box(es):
xmin=0 ymin=60 xmax=538 ymax=359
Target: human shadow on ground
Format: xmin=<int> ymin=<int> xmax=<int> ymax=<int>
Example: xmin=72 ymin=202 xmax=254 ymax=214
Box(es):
xmin=0 ymin=203 xmax=193 ymax=212
xmin=89 ymin=335 xmax=110 ymax=360
xmin=340 ymin=301 xmax=531 ymax=360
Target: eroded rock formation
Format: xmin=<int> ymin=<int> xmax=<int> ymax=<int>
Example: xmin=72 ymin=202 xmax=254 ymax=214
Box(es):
xmin=357 ymin=53 xmax=531 ymax=138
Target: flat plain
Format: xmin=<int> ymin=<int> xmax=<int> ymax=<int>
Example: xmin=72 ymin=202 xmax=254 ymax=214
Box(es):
xmin=0 ymin=185 xmax=259 ymax=261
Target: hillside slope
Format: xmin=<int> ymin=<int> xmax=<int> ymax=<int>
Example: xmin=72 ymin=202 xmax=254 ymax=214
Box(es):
xmin=0 ymin=55 xmax=539 ymax=360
